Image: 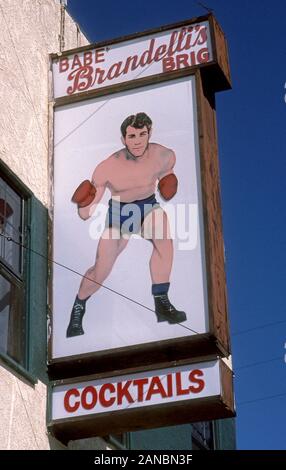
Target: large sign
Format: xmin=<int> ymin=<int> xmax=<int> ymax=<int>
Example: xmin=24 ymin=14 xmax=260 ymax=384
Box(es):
xmin=52 ymin=75 xmax=209 ymax=360
xmin=52 ymin=19 xmax=212 ymax=99
xmin=49 ymin=14 xmax=232 ymax=378
xmin=49 ymin=359 xmax=234 ymax=441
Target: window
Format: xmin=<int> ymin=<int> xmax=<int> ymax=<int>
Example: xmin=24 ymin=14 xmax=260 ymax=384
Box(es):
xmin=105 ymin=434 xmax=130 ymax=449
xmin=191 ymin=421 xmax=214 ymax=450
xmin=0 ymin=174 xmax=27 ymax=367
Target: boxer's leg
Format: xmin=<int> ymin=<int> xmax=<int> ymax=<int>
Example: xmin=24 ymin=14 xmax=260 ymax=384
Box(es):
xmin=142 ymin=209 xmax=187 ymax=324
xmin=78 ymin=228 xmax=128 ymax=299
xmin=142 ymin=208 xmax=173 ymax=283
xmin=67 ymin=228 xmax=128 ymax=337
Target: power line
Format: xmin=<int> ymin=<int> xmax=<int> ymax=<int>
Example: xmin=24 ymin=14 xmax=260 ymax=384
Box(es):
xmin=237 ymin=391 xmax=286 ymax=407
xmin=4 ymin=235 xmax=286 ymax=412
xmin=15 ymin=379 xmax=40 ymax=450
xmin=0 ymin=231 xmax=200 ymax=336
xmin=233 ymin=319 xmax=286 ymax=337
xmin=55 ymin=21 xmax=200 ymax=148
xmin=235 ymin=356 xmax=283 ymax=371
xmin=195 ymin=2 xmax=214 ymax=13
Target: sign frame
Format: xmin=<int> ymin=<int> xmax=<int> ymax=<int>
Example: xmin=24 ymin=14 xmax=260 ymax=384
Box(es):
xmin=48 ymin=358 xmax=235 ymax=444
xmin=48 ymin=14 xmax=232 ymax=379
xmin=50 ymin=13 xmax=231 ymax=107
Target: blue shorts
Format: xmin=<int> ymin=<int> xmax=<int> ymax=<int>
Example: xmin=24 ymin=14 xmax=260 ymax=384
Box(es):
xmin=106 ymin=194 xmax=160 ymax=235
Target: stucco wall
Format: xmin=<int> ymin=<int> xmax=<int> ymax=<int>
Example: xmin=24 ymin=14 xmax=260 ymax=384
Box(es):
xmin=0 ymin=0 xmax=88 ymax=207
xmin=0 ymin=364 xmax=54 ymax=450
xmin=0 ymin=0 xmax=110 ymax=451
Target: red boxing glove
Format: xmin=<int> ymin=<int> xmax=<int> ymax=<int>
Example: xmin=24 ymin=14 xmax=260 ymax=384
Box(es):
xmin=158 ymin=173 xmax=178 ymax=200
xmin=71 ymin=180 xmax=97 ymax=208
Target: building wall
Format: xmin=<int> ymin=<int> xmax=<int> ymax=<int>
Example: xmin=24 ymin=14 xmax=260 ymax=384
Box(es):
xmin=0 ymin=0 xmax=109 ymax=450
xmin=0 ymin=0 xmax=88 ymax=207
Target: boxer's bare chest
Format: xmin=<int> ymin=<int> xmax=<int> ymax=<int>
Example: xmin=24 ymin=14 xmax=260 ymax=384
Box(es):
xmin=107 ymin=149 xmax=162 ymax=192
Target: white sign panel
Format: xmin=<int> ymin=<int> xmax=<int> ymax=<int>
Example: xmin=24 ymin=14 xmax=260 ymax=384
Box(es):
xmin=52 ymin=361 xmax=220 ymax=420
xmin=52 ymin=75 xmax=209 ymax=360
xmin=52 ymin=21 xmax=212 ymax=99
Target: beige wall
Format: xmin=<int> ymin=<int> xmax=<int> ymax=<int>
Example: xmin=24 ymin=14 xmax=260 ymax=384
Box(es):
xmin=0 ymin=0 xmax=88 ymax=207
xmin=0 ymin=0 xmax=111 ymax=450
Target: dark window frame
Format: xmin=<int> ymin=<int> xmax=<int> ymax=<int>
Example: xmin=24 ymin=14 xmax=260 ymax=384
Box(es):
xmin=191 ymin=421 xmax=214 ymax=450
xmin=0 ymin=163 xmax=33 ymax=377
xmin=104 ymin=433 xmax=130 ymax=450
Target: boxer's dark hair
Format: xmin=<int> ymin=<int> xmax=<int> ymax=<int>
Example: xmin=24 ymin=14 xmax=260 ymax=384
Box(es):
xmin=121 ymin=112 xmax=152 ymax=137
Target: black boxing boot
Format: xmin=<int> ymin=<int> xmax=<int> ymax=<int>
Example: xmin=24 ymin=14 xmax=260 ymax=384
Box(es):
xmin=152 ymin=283 xmax=187 ymax=324
xmin=66 ymin=295 xmax=88 ymax=337
xmin=154 ymin=294 xmax=187 ymax=324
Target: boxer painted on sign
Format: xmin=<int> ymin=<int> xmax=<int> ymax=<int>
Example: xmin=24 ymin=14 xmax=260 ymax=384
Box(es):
xmin=66 ymin=112 xmax=187 ymax=338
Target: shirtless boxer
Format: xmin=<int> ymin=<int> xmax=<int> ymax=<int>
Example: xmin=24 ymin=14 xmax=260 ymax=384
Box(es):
xmin=66 ymin=112 xmax=187 ymax=337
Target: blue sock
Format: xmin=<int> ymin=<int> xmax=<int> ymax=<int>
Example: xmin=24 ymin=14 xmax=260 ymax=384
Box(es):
xmin=152 ymin=283 xmax=170 ymax=296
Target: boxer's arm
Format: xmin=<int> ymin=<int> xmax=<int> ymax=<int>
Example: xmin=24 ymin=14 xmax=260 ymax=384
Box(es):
xmin=77 ymin=161 xmax=108 ymax=220
xmin=158 ymin=149 xmax=178 ymax=200
xmin=78 ymin=185 xmax=105 ymax=220
xmin=158 ymin=149 xmax=176 ymax=179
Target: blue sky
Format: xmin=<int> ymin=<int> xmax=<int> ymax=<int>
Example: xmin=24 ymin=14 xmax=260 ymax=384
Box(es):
xmin=67 ymin=0 xmax=286 ymax=450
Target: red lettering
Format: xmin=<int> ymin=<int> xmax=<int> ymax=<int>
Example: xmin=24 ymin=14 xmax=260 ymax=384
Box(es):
xmin=166 ymin=374 xmax=173 ymax=397
xmin=62 ymin=24 xmax=209 ymax=96
xmin=122 ymin=55 xmax=140 ymax=75
xmin=184 ymin=27 xmax=194 ymax=50
xmin=154 ymin=44 xmax=167 ymax=62
xmin=99 ymin=383 xmax=116 ymax=407
xmin=84 ymin=51 xmax=93 ymax=66
xmin=71 ymin=54 xmax=82 ymax=70
xmin=189 ymin=369 xmax=205 ymax=393
xmin=59 ymin=57 xmax=69 ymax=73
xmin=117 ymin=381 xmax=134 ymax=405
xmin=64 ymin=388 xmax=80 ymax=413
xmin=95 ymin=67 xmax=106 ymax=84
xmin=81 ymin=385 xmax=97 ymax=410
xmin=107 ymin=62 xmax=123 ymax=80
xmin=95 ymin=48 xmax=105 ymax=63
xmin=133 ymin=378 xmax=149 ymax=402
xmin=67 ymin=66 xmax=94 ymax=95
xmin=176 ymin=28 xmax=188 ymax=53
xmin=145 ymin=376 xmax=168 ymax=401
xmin=197 ymin=48 xmax=209 ymax=64
xmin=167 ymin=31 xmax=178 ymax=56
xmin=194 ymin=26 xmax=207 ymax=46
xmin=139 ymin=39 xmax=155 ymax=67
xmin=162 ymin=56 xmax=176 ymax=72
xmin=175 ymin=372 xmax=189 ymax=396
xmin=176 ymin=54 xmax=189 ymax=69
xmin=189 ymin=51 xmax=196 ymax=66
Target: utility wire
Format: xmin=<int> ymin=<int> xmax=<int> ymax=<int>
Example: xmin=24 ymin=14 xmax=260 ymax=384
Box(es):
xmin=2 ymin=230 xmax=286 ymax=365
xmin=233 ymin=319 xmax=286 ymax=337
xmin=0 ymin=231 xmax=200 ymax=336
xmin=15 ymin=379 xmax=40 ymax=450
xmin=238 ymin=391 xmax=286 ymax=407
xmin=3 ymin=235 xmax=286 ymax=412
xmin=54 ymin=20 xmax=206 ymax=147
xmin=235 ymin=356 xmax=283 ymax=372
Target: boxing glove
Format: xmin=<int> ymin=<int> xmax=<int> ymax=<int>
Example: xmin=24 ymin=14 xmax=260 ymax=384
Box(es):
xmin=71 ymin=180 xmax=97 ymax=208
xmin=158 ymin=173 xmax=178 ymax=200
